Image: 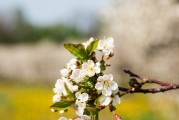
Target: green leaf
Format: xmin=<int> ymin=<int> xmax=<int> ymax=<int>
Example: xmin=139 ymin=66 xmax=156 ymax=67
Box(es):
xmin=109 ymin=104 xmax=116 ymax=112
xmin=86 ymin=40 xmax=98 ymax=55
xmin=64 ymin=43 xmax=87 ymax=60
xmin=64 ymin=83 xmax=75 ymax=99
xmin=50 ymin=101 xmax=74 ymax=108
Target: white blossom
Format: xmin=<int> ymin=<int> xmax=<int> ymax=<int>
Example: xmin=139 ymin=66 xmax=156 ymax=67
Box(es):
xmin=75 ymin=92 xmax=89 ymax=116
xmin=60 ymin=68 xmax=71 ymax=77
xmin=95 ymin=74 xmax=118 ymax=96
xmin=82 ymin=37 xmax=94 ymax=49
xmin=66 ymin=58 xmax=77 ymax=70
xmin=112 ymin=95 xmax=121 ymax=106
xmin=111 ymin=88 xmax=121 ymax=106
xmin=52 ymin=94 xmax=61 ymax=103
xmin=97 ymin=37 xmax=114 ymax=55
xmin=99 ymin=95 xmax=111 ymax=106
xmin=82 ymin=60 xmax=101 ymax=77
xmin=70 ymin=69 xmax=84 ymax=83
xmin=53 ymin=77 xmax=78 ymax=102
xmin=53 ymin=79 xmax=66 ymax=96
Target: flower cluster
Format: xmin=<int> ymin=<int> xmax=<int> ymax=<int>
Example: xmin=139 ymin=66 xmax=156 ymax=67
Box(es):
xmin=51 ymin=37 xmax=120 ymax=120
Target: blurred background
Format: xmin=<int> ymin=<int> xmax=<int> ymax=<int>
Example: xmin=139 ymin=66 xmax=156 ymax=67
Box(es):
xmin=0 ymin=0 xmax=179 ymax=120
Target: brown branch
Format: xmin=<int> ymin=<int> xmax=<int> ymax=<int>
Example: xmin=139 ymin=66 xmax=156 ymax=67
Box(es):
xmin=119 ymin=70 xmax=179 ymax=97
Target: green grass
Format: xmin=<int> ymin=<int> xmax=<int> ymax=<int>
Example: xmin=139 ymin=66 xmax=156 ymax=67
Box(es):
xmin=0 ymin=81 xmax=174 ymax=120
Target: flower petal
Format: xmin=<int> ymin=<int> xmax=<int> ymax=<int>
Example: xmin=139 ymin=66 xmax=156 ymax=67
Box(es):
xmin=108 ymin=74 xmax=113 ymax=81
xmin=95 ymin=82 xmax=103 ymax=90
xmin=110 ymin=81 xmax=118 ymax=90
xmin=112 ymin=95 xmax=121 ymax=106
xmin=81 ymin=93 xmax=89 ymax=102
xmin=53 ymin=94 xmax=61 ymax=103
xmin=99 ymin=96 xmax=111 ymax=106
xmin=60 ymin=68 xmax=70 ymax=77
xmin=75 ymin=92 xmax=82 ymax=99
xmin=76 ymin=107 xmax=84 ymax=116
xmin=94 ymin=67 xmax=100 ymax=74
xmin=102 ymin=87 xmax=112 ymax=96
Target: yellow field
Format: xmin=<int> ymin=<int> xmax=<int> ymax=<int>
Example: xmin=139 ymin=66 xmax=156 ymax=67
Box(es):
xmin=0 ymin=81 xmax=173 ymax=120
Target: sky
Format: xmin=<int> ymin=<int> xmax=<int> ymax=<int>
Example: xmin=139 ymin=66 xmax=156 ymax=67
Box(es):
xmin=0 ymin=0 xmax=112 ymax=27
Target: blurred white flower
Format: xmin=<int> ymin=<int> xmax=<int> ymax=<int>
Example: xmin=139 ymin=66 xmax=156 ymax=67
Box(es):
xmin=112 ymin=95 xmax=121 ymax=106
xmin=75 ymin=92 xmax=89 ymax=102
xmin=70 ymin=69 xmax=84 ymax=83
xmin=82 ymin=37 xmax=94 ymax=49
xmin=52 ymin=94 xmax=61 ymax=103
xmin=53 ymin=77 xmax=78 ymax=100
xmin=60 ymin=58 xmax=78 ymax=78
xmin=53 ymin=79 xmax=66 ymax=96
xmin=60 ymin=68 xmax=71 ymax=77
xmin=111 ymin=88 xmax=121 ymax=106
xmin=95 ymin=74 xmax=118 ymax=96
xmin=99 ymin=95 xmax=111 ymax=106
xmin=66 ymin=58 xmax=77 ymax=70
xmin=75 ymin=92 xmax=89 ymax=116
xmin=82 ymin=60 xmax=101 ymax=77
xmin=97 ymin=37 xmax=114 ymax=55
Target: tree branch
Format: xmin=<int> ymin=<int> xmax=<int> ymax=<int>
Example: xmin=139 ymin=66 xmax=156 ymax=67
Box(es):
xmin=119 ymin=70 xmax=179 ymax=97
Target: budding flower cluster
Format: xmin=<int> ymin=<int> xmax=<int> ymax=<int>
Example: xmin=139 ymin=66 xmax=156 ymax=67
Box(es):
xmin=51 ymin=37 xmax=120 ymax=120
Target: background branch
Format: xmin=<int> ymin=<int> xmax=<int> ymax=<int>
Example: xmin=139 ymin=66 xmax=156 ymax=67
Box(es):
xmin=119 ymin=70 xmax=179 ymax=97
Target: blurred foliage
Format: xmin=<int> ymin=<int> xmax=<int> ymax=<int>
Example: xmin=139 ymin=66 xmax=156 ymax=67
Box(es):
xmin=0 ymin=81 xmax=172 ymax=120
xmin=0 ymin=9 xmax=100 ymax=44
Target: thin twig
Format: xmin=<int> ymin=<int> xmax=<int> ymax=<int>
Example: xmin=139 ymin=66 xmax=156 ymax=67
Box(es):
xmin=119 ymin=70 xmax=179 ymax=97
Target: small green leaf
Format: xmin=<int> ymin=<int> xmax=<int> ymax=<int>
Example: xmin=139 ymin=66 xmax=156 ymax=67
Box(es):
xmin=64 ymin=43 xmax=87 ymax=60
xmin=94 ymin=98 xmax=100 ymax=106
xmin=79 ymin=77 xmax=94 ymax=89
xmin=50 ymin=101 xmax=74 ymax=108
xmin=109 ymin=104 xmax=116 ymax=112
xmin=64 ymin=83 xmax=75 ymax=99
xmin=86 ymin=40 xmax=99 ymax=55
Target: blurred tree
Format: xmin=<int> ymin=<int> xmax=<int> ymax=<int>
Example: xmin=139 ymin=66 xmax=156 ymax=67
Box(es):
xmin=0 ymin=8 xmax=101 ymax=44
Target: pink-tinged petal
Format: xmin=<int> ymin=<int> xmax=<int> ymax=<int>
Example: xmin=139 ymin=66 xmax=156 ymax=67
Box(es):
xmin=95 ymin=82 xmax=103 ymax=90
xmin=114 ymin=114 xmax=122 ymax=120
